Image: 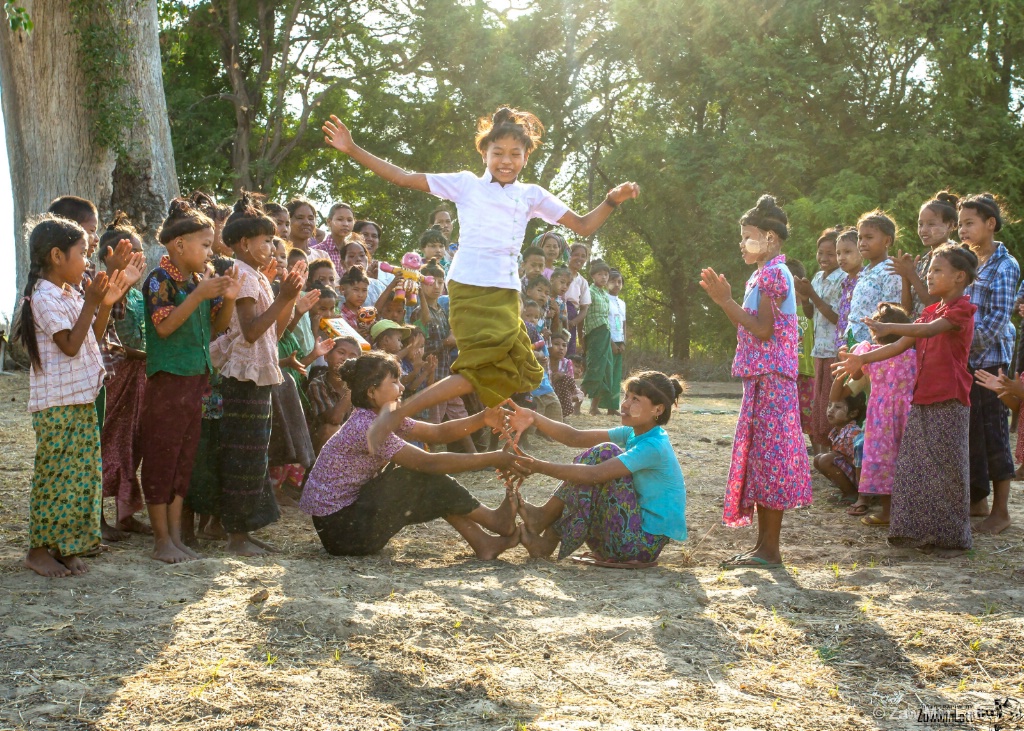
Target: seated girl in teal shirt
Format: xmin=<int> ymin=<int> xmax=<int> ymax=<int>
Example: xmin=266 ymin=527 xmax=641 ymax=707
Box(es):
xmin=511 ymin=370 xmax=687 ymax=568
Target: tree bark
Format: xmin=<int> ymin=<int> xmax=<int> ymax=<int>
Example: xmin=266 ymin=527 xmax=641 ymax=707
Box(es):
xmin=0 ymin=0 xmax=179 ymax=305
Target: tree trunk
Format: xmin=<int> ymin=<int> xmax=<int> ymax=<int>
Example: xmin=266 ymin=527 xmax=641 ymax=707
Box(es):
xmin=0 ymin=0 xmax=179 ymax=305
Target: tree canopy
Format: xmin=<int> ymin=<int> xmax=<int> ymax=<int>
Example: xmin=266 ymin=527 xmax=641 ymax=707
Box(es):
xmin=160 ymin=0 xmax=1024 ymax=361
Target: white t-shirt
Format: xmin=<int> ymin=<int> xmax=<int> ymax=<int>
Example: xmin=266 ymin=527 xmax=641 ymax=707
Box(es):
xmin=563 ymin=272 xmax=592 ymax=307
xmin=608 ymin=294 xmax=626 ymax=342
xmin=426 ymin=169 xmax=570 ymax=290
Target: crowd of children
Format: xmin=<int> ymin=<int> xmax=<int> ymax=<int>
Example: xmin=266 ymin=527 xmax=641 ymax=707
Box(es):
xmin=701 ymin=190 xmax=1018 ymax=568
xmin=12 ymin=98 xmax=1021 ymax=577
xmin=12 ymin=155 xmax=634 ymax=575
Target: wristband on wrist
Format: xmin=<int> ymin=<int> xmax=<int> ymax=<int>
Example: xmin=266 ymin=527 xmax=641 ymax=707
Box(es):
xmin=603 ymin=195 xmax=619 ymax=209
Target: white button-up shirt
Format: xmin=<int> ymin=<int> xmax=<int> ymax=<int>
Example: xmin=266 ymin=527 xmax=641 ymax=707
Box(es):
xmin=28 ymin=279 xmax=105 ymax=413
xmin=426 ymin=169 xmax=570 ymax=290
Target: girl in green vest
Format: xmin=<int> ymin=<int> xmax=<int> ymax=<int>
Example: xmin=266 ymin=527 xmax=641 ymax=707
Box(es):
xmin=140 ymin=199 xmax=241 ymax=565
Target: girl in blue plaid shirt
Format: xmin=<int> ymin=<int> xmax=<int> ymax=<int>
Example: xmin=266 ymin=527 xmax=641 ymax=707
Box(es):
xmin=959 ymin=193 xmax=1019 ymax=535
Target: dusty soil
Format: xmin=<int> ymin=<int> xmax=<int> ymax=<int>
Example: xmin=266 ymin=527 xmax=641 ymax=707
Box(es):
xmin=0 ymin=373 xmax=1022 ymax=730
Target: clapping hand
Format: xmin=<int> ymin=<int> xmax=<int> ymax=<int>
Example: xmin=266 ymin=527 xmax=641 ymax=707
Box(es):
xmin=102 ymin=268 xmax=131 ymax=307
xmin=103 ymin=239 xmax=136 ymax=273
xmin=699 ymin=268 xmax=732 ymax=306
xmin=280 ymin=352 xmax=307 ymax=376
xmin=295 ymin=289 xmax=321 ymax=316
xmin=260 ymin=259 xmax=278 ymax=282
xmin=607 ymin=182 xmax=640 ymax=205
xmin=887 ymin=251 xmax=918 ymax=279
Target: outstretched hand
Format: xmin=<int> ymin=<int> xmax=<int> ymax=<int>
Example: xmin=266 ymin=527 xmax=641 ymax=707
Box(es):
xmin=323 ymin=115 xmax=356 ymax=155
xmin=498 ymin=399 xmax=536 ymax=446
xmin=295 ymin=289 xmax=320 ymax=315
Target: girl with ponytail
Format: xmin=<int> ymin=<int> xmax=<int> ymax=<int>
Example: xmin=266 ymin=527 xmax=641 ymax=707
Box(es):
xmin=14 ymin=215 xmax=136 ymax=577
xmin=322 ymin=106 xmax=640 ymax=452
xmin=508 ymin=370 xmax=688 ymax=568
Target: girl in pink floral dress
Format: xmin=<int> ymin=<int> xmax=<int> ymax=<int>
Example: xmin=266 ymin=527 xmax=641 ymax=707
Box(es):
xmin=700 ymin=195 xmax=811 ymax=569
xmin=846 ymin=303 xmax=917 ymax=525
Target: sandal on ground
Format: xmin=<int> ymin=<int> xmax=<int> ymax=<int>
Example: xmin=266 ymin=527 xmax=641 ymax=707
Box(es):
xmin=846 ymin=503 xmax=869 ymax=516
xmin=571 ymin=551 xmax=659 ymax=570
xmin=719 ymin=555 xmax=783 ymax=570
xmin=861 ymin=514 xmax=889 ymax=527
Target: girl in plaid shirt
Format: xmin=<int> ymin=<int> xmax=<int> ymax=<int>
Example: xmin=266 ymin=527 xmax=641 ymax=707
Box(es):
xmin=14 ymin=216 xmax=140 ymax=577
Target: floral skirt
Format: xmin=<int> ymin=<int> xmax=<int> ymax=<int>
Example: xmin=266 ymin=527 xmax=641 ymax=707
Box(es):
xmin=723 ymin=374 xmax=812 ymax=527
xmin=797 ymin=374 xmax=813 ymax=435
xmin=552 ymin=443 xmax=669 ymax=562
xmin=30 ymin=404 xmax=102 ymax=555
xmin=810 ymin=358 xmax=835 ymax=446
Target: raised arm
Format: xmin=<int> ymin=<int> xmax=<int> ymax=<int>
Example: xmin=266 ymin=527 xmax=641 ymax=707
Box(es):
xmin=323 ymin=116 xmax=430 ymax=193
xmin=558 ymin=183 xmax=639 ymax=238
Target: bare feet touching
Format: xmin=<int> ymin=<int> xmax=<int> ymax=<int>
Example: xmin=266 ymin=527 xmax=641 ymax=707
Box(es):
xmin=494 ymin=490 xmax=519 ymax=537
xmin=518 ymin=524 xmax=559 ymax=558
xmin=25 ymin=548 xmax=83 ymax=578
xmin=517 ymin=500 xmax=547 ymax=535
xmin=473 ymin=531 xmax=521 ymax=560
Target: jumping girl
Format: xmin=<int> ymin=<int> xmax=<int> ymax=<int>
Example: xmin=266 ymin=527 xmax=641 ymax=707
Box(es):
xmin=700 ymin=195 xmax=812 ymax=569
xmin=321 ymin=106 xmax=639 ymax=449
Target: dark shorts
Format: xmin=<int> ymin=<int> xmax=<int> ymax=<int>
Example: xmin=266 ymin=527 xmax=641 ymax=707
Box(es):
xmin=311 ymin=466 xmax=481 ymax=556
xmin=968 ymin=365 xmax=1015 ymax=502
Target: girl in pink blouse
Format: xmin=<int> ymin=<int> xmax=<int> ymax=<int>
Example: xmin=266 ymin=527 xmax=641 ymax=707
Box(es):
xmin=700 ymin=195 xmax=811 ymax=570
xmin=211 ymin=195 xmax=309 ymax=557
xmin=845 ymin=304 xmax=918 ymax=525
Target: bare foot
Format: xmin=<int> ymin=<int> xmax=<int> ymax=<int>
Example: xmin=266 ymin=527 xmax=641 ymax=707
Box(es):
xmin=54 ymin=552 xmax=89 ymax=575
xmin=101 ymin=515 xmax=129 ymax=542
xmin=24 ymin=548 xmax=72 ymax=578
xmin=518 ymin=525 xmax=559 ymax=559
xmin=494 ymin=492 xmax=519 ymax=536
xmin=152 ymin=538 xmax=194 ymax=564
xmin=117 ymin=516 xmax=152 ymax=535
xmin=970 ymin=498 xmax=990 ymax=517
xmin=975 ymin=513 xmax=1012 ymax=535
xmin=172 ymin=537 xmax=203 ymax=560
xmin=474 ymin=531 xmax=520 ymax=560
xmin=517 ymin=500 xmax=548 ymax=535
xmin=226 ymin=534 xmax=268 ymax=557
xmin=366 ymin=403 xmax=400 ymax=454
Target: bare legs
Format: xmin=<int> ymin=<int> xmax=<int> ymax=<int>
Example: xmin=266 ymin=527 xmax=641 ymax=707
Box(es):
xmin=813 ymin=452 xmax=857 ymax=500
xmin=726 ymin=506 xmax=784 ymax=566
xmin=517 ymin=496 xmax=566 ymax=558
xmin=147 ymin=496 xmax=201 ymax=564
xmin=444 ymin=491 xmax=520 ymax=560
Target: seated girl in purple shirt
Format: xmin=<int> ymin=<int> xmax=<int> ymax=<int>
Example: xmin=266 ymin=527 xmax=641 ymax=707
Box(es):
xmin=299 ymin=351 xmax=522 ymax=558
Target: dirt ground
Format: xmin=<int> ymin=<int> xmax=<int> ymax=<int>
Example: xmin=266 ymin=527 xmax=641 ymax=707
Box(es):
xmin=0 ymin=372 xmax=1022 ymax=731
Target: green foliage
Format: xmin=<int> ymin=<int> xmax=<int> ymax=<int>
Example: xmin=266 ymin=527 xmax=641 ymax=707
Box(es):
xmin=158 ymin=0 xmax=1024 ymax=361
xmin=3 ymin=1 xmax=31 ymax=32
xmin=69 ymin=1 xmax=143 ymax=157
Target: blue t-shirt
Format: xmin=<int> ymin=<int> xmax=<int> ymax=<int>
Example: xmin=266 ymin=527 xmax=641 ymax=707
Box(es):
xmin=607 ymin=425 xmax=686 ymax=541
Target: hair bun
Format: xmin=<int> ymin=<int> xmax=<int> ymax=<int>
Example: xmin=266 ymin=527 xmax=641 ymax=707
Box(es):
xmin=492 ymin=107 xmax=514 ymax=126
xmin=339 ymin=358 xmax=359 ymax=387
xmin=755 ymin=194 xmax=778 ymax=213
xmin=935 ymin=191 xmax=959 ymax=207
xmin=167 ymin=197 xmax=195 ymax=218
xmin=669 ymin=376 xmax=686 ymax=400
xmin=106 ymin=210 xmax=132 ymax=232
xmin=232 ymin=191 xmax=264 ymax=216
